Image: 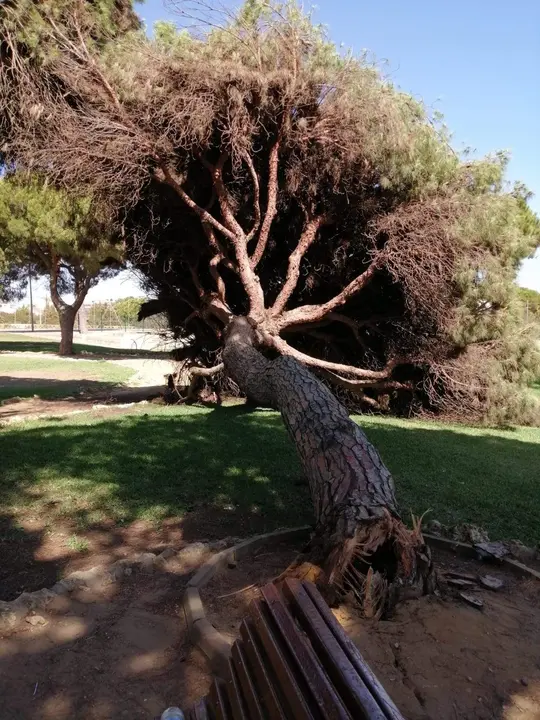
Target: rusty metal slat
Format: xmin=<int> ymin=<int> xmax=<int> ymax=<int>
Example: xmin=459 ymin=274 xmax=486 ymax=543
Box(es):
xmin=224 ymin=656 xmax=249 ymax=720
xmin=231 ymin=640 xmax=265 ymax=720
xmin=240 ymin=618 xmax=287 ymax=720
xmin=302 ymin=581 xmax=405 ymax=720
xmin=282 ymin=578 xmax=387 ymax=720
xmin=209 ymin=678 xmax=232 ymax=720
xmin=250 ymin=597 xmax=315 ymax=720
xmin=260 ymin=583 xmax=353 ymax=720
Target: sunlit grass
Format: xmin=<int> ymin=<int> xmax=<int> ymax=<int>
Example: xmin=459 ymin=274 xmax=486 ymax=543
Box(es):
xmin=0 ymin=405 xmax=538 ymax=545
xmin=0 ymin=354 xmax=134 ymax=401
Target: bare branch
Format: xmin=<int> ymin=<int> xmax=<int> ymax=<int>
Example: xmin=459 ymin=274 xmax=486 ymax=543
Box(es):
xmin=201 ymin=156 xmax=266 ymax=320
xmin=155 ymin=164 xmax=238 ymax=243
xmin=250 ymin=132 xmax=280 ymax=268
xmin=271 ymin=214 xmax=326 ymax=316
xmin=190 ymin=363 xmax=224 ymax=378
xmin=204 ymin=152 xmax=245 ymax=238
xmin=279 ymin=256 xmax=381 ymax=329
xmin=321 ymin=369 xmax=412 ymax=392
xmin=244 ymin=153 xmax=261 ymax=243
xmin=48 ymin=252 xmax=68 ymax=311
xmin=188 ymin=262 xmax=205 ymax=298
xmin=269 ymin=335 xmax=398 ymax=380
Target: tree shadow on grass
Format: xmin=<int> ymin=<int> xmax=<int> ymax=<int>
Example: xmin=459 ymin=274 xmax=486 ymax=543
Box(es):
xmin=0 ymin=406 xmax=311 ymax=600
xmin=0 ymin=376 xmax=130 ymax=403
xmin=0 ymin=406 xmax=538 ymax=596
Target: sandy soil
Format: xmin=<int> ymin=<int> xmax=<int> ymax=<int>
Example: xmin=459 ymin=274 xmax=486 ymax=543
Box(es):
xmin=0 ymin=568 xmax=211 ymax=720
xmin=203 ymin=544 xmax=540 ymax=720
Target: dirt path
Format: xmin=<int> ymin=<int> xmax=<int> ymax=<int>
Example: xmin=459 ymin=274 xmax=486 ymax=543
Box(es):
xmin=2 ymin=536 xmax=540 ymax=719
xmin=0 ymin=350 xmax=176 ymax=423
xmin=109 ymin=358 xmax=175 ymax=387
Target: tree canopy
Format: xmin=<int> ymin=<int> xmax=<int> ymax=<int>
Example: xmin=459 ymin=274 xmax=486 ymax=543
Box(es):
xmin=1 ymin=0 xmax=539 ymax=421
xmin=0 ymin=175 xmax=123 ymax=352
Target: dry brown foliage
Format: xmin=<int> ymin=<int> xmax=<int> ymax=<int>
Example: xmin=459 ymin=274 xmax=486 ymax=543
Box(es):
xmin=2 ymin=0 xmax=535 ymax=418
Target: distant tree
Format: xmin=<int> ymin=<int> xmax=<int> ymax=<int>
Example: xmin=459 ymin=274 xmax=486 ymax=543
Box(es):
xmin=518 ymin=287 xmax=540 ymax=319
xmin=114 ymin=296 xmax=144 ymax=328
xmin=0 ymin=176 xmax=123 ymax=354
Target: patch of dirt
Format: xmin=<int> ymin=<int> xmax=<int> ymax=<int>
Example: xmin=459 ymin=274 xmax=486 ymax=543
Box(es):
xmin=0 ymin=569 xmax=211 ymax=720
xmin=0 ymin=395 xmax=159 ymax=424
xmin=110 ymin=358 xmax=175 ymax=388
xmin=203 ymin=542 xmax=540 ymax=720
xmin=200 ymin=542 xmax=301 ymax=638
xmin=0 ymin=509 xmax=279 ymax=602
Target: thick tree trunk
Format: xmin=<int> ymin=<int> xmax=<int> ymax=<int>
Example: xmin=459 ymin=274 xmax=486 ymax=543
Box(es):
xmin=58 ymin=308 xmax=76 ymax=356
xmin=223 ymin=318 xmax=434 ymax=617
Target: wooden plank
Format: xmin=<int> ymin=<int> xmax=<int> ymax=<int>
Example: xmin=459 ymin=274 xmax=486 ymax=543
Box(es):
xmin=209 ymin=678 xmax=232 ymax=720
xmin=260 ymin=583 xmax=353 ymax=720
xmin=240 ymin=619 xmax=287 ymax=720
xmin=282 ymin=578 xmax=387 ymax=720
xmin=302 ymin=581 xmax=405 ymax=720
xmin=231 ymin=640 xmax=265 ymax=720
xmin=224 ymin=656 xmax=248 ymax=720
xmin=250 ymin=597 xmax=315 ymax=720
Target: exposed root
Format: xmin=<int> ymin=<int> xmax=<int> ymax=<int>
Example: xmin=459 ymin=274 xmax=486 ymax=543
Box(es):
xmin=323 ymin=510 xmax=435 ymax=618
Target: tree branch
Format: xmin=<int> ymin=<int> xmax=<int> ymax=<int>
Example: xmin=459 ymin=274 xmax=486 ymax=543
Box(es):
xmin=271 ymin=214 xmax=326 ymax=316
xmin=201 ymin=157 xmax=266 ymax=321
xmin=47 ymin=252 xmax=68 ymax=312
xmin=243 ymin=153 xmax=261 ymax=243
xmin=72 ymin=274 xmax=92 ymax=312
xmin=250 ymin=131 xmax=281 ymax=268
xmin=171 ymin=362 xmax=224 ymax=404
xmin=155 ymin=164 xmax=238 ymax=243
xmin=201 ymin=223 xmax=229 ymax=307
xmin=188 ymin=261 xmax=205 ymax=299
xmin=269 ymin=334 xmax=398 ymax=380
xmin=320 ymin=369 xmax=412 ymax=392
xmin=204 ymin=152 xmax=245 ymax=238
xmin=279 ymin=255 xmax=382 ymax=329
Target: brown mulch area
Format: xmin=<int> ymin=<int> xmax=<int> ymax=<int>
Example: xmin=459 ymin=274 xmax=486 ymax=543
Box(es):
xmin=2 ymin=529 xmax=540 ymax=719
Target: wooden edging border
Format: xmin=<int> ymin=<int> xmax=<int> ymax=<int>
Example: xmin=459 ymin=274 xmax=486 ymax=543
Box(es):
xmin=423 ymin=533 xmax=540 ymax=581
xmin=182 ymin=525 xmax=311 ymax=675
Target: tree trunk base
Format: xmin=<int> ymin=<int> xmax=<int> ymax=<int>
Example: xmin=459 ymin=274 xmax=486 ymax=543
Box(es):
xmin=280 ymin=514 xmax=435 ymax=619
xmin=221 ymin=317 xmax=437 ymax=619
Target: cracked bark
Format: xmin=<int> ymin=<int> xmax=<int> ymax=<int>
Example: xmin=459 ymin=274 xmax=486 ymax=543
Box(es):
xmin=223 ymin=317 xmax=434 ymax=617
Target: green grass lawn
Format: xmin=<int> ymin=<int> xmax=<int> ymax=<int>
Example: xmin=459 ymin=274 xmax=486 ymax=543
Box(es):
xmin=0 ymin=354 xmax=134 ymax=401
xmin=0 ymin=405 xmax=538 ymax=545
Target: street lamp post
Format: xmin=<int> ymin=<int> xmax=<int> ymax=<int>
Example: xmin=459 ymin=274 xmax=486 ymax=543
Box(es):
xmin=28 ymin=265 xmax=35 ymax=332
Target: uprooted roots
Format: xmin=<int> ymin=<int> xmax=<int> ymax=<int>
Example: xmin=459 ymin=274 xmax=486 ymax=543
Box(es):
xmin=281 ymin=511 xmax=436 ymax=619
